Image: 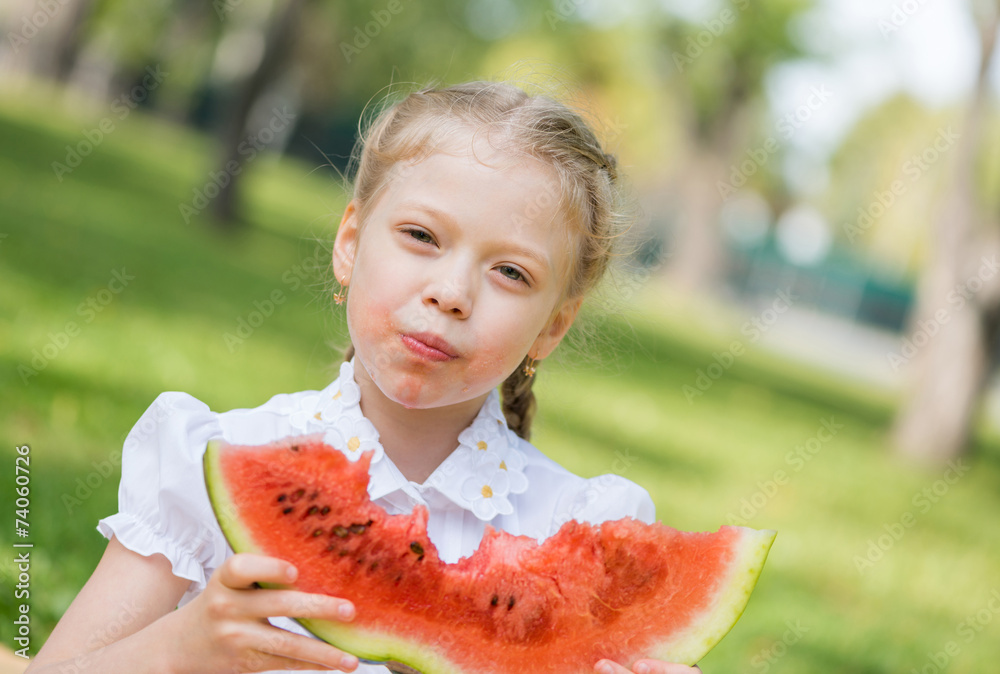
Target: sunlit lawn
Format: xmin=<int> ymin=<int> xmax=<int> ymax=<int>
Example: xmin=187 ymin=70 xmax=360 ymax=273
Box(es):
xmin=1 ymin=83 xmax=998 ymax=673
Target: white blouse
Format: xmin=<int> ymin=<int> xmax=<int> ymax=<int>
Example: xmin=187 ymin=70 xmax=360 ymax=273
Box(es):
xmin=97 ymin=358 xmax=655 ymax=674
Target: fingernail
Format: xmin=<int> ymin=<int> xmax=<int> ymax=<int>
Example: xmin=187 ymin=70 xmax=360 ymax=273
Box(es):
xmin=340 ymin=653 xmax=358 ymax=670
xmin=635 ymin=664 xmax=650 ymax=674
xmin=286 ymin=565 xmax=298 ymax=581
xmin=338 ymin=602 xmax=355 ymax=620
xmin=596 ymin=663 xmax=614 ymax=674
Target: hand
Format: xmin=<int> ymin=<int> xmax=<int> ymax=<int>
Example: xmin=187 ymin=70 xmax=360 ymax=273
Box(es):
xmin=164 ymin=553 xmax=360 ymax=673
xmin=595 ymin=659 xmax=702 ymax=674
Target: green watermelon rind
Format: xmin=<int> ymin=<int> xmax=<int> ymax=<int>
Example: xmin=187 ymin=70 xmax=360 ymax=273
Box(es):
xmin=204 ymin=438 xmax=459 ymax=673
xmin=648 ymin=527 xmax=776 ymax=665
xmin=204 ymin=438 xmax=776 ymax=672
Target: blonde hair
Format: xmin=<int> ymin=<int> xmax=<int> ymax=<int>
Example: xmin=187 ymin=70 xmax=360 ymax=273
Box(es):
xmin=339 ymin=80 xmax=631 ymax=440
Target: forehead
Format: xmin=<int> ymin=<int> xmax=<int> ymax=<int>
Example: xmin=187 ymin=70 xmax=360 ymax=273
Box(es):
xmin=375 ymin=138 xmax=577 ymax=268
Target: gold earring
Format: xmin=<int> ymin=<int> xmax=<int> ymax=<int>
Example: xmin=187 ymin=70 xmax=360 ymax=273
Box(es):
xmin=523 ymin=355 xmax=538 ymax=378
xmin=333 ymin=276 xmax=348 ymax=305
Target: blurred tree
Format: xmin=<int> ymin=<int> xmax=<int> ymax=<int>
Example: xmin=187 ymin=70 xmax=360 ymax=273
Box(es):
xmin=889 ymin=1 xmax=1000 ymax=462
xmin=207 ymin=0 xmax=496 ymax=227
xmin=211 ymin=0 xmax=308 ymax=226
xmin=654 ymin=0 xmax=814 ymax=293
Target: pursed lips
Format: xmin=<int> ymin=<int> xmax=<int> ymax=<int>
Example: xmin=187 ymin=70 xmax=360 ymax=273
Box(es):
xmin=400 ymin=332 xmax=460 ymax=360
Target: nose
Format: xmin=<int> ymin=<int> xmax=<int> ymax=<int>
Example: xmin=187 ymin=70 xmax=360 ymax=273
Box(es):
xmin=423 ymin=265 xmax=475 ymax=318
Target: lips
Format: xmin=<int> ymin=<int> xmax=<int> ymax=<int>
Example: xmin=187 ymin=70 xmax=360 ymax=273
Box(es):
xmin=400 ymin=332 xmax=459 ymax=361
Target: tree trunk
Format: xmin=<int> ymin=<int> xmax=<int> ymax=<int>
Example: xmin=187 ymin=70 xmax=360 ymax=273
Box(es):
xmin=890 ymin=8 xmax=1000 ymax=463
xmin=664 ymin=149 xmax=728 ymax=293
xmin=210 ymin=0 xmax=305 ymax=227
xmin=663 ymin=101 xmax=753 ymax=295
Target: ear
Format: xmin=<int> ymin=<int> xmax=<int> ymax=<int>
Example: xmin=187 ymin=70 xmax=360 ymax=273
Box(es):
xmin=530 ymin=295 xmax=583 ymax=360
xmin=333 ymin=200 xmax=360 ymax=285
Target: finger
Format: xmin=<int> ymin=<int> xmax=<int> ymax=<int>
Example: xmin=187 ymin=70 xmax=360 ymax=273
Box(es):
xmin=594 ymin=660 xmax=700 ymax=674
xmin=243 ymin=621 xmax=359 ymax=672
xmin=215 ymin=553 xmax=297 ymax=590
xmin=630 ymin=660 xmax=702 ymax=674
xmin=239 ymin=588 xmax=355 ymax=622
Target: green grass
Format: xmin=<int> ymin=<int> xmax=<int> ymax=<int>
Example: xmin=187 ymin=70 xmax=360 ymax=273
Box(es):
xmin=2 ymin=82 xmax=999 ymax=673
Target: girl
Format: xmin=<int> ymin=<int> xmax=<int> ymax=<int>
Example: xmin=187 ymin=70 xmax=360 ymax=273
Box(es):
xmin=27 ymin=81 xmax=701 ymax=674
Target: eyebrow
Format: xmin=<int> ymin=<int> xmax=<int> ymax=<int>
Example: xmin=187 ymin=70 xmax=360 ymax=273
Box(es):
xmin=396 ymin=201 xmax=553 ymax=273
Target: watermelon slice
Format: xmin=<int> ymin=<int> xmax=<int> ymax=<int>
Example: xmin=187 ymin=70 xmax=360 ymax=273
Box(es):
xmin=204 ymin=436 xmax=775 ymax=673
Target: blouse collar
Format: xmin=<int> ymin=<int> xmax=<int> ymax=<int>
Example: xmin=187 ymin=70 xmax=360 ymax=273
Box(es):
xmin=282 ymin=358 xmax=528 ymax=522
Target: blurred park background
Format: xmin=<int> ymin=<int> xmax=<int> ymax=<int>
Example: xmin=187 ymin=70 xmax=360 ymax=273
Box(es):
xmin=2 ymin=0 xmax=1000 ymax=672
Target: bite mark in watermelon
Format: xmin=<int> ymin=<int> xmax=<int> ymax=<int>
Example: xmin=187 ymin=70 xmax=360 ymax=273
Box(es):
xmin=203 ymin=436 xmax=775 ymax=673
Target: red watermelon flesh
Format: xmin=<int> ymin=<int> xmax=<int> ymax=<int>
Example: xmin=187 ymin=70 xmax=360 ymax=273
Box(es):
xmin=204 ymin=436 xmax=775 ymax=673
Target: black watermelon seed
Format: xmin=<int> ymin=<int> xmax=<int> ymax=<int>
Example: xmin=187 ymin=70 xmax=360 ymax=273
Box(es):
xmin=290 ymin=444 xmax=300 ymax=452
xmin=282 ymin=506 xmax=294 ymax=515
xmin=349 ymin=523 xmax=366 ymax=534
xmin=312 ymin=529 xmax=323 ymax=537
xmin=320 ymin=506 xmax=330 ymax=516
xmin=307 ymin=506 xmax=319 ymax=516
xmin=394 ymin=573 xmax=403 ymax=584
xmin=370 ymin=561 xmax=379 ymax=571
xmin=276 ymin=494 xmax=287 ymax=502
xmin=417 ymin=555 xmax=424 ymax=562
xmin=333 ymin=525 xmax=349 ymax=538
xmin=326 ymin=544 xmax=337 ymax=552
xmin=291 ymin=489 xmax=305 ymax=502
xmin=309 ymin=491 xmax=319 ymax=500
xmin=339 ymin=549 xmax=350 ymax=556
xmin=409 ymin=542 xmax=424 ymax=556
xmin=507 ymin=596 xmax=515 ymax=610
xmin=490 ymin=595 xmax=499 ymax=607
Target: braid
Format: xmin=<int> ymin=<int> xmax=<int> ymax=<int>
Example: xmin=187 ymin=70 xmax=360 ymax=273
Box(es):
xmin=501 ymin=356 xmax=538 ymax=441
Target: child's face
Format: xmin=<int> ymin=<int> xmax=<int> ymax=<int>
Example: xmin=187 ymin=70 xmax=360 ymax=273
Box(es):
xmin=333 ymin=139 xmax=582 ymax=411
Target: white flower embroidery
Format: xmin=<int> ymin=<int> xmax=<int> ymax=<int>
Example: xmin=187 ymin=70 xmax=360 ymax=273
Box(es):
xmin=482 ymin=440 xmax=528 ymax=494
xmin=335 ymin=361 xmax=362 ymax=407
xmin=287 ymin=394 xmax=320 ymax=432
xmin=460 ymin=465 xmax=513 ymax=520
xmin=328 ymin=414 xmax=382 ymax=462
xmin=458 ymin=416 xmax=504 ymax=455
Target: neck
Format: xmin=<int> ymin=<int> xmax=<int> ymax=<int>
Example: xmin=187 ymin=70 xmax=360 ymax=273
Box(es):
xmin=351 ymin=360 xmax=487 ymax=484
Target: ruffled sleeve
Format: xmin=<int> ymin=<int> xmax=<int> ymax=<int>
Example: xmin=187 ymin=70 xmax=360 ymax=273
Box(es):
xmin=548 ymin=473 xmax=657 ymax=537
xmin=97 ymin=392 xmax=228 ymax=593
